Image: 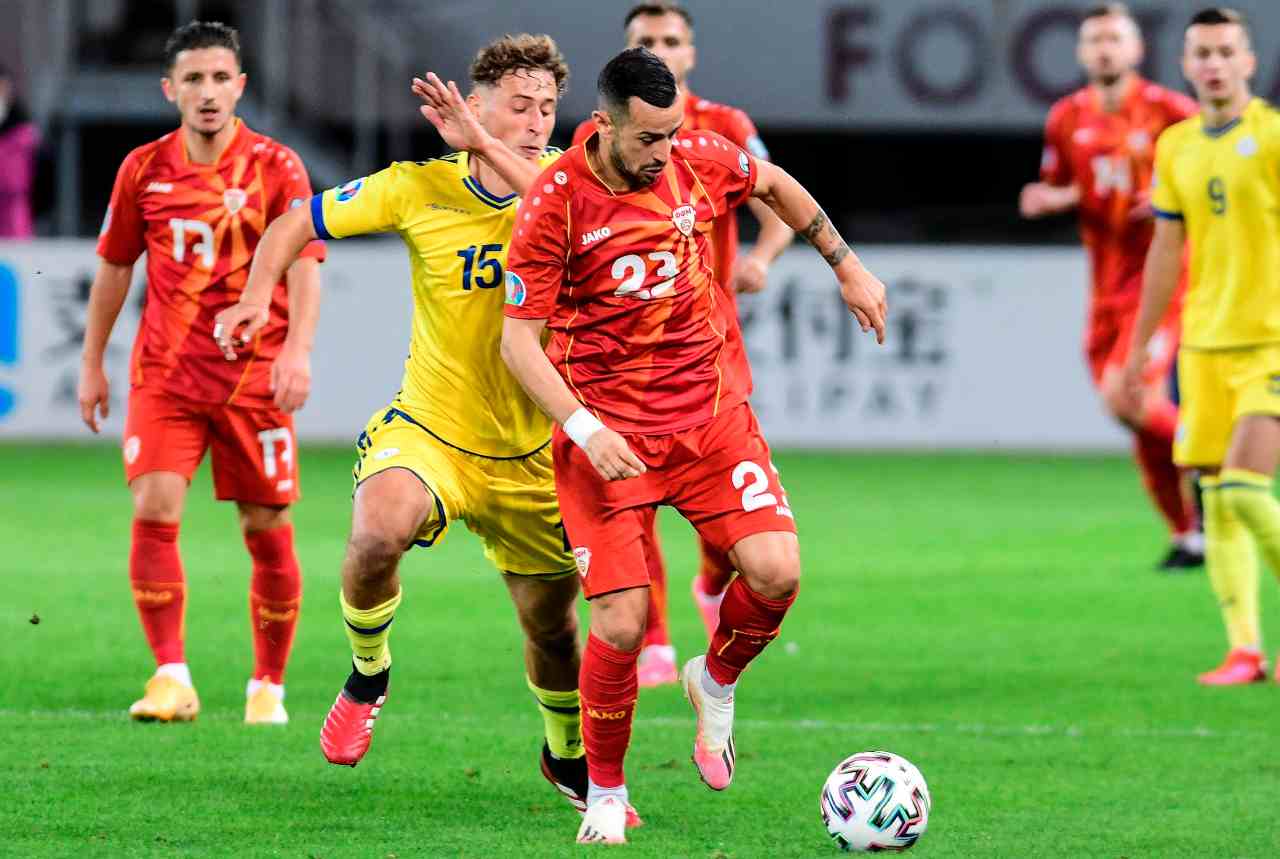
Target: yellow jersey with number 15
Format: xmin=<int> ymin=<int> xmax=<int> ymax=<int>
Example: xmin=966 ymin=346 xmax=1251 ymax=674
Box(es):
xmin=1151 ymin=98 xmax=1280 ymax=350
xmin=311 ymin=149 xmax=562 ymax=458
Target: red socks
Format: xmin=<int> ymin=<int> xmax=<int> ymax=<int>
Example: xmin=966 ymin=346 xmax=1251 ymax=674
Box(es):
xmin=1134 ymin=430 xmax=1193 ymax=535
xmin=130 ymin=519 xmax=186 ymax=665
xmin=696 ymin=537 xmax=736 ymax=597
xmin=640 ymin=525 xmax=670 ymax=648
xmin=579 ymin=633 xmax=640 ymax=789
xmin=245 ymin=524 xmax=302 ymax=684
xmin=706 ymin=577 xmax=797 ymax=687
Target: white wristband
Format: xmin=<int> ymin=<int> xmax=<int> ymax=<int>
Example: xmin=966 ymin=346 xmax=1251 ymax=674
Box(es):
xmin=563 ymin=407 xmax=606 ymax=450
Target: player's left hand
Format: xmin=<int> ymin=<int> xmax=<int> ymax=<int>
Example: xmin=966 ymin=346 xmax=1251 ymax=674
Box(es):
xmin=838 ymin=264 xmax=888 ymax=345
xmin=271 ymin=344 xmax=311 ymax=413
xmin=412 ymin=73 xmax=493 ymax=154
xmin=213 ymin=301 xmax=270 ymax=359
xmin=731 ymin=254 xmax=770 ymax=294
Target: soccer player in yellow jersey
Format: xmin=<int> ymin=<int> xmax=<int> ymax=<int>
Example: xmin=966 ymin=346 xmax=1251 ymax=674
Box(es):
xmin=212 ymin=35 xmax=627 ymax=822
xmin=1125 ymin=7 xmax=1280 ymax=685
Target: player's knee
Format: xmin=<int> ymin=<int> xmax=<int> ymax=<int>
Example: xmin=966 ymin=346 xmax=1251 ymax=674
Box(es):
xmin=237 ymin=503 xmax=289 ymax=534
xmin=529 ymin=616 xmax=579 ymax=663
xmin=130 ymin=474 xmax=185 ymax=522
xmin=738 ymin=538 xmax=801 ymax=600
xmin=344 ymin=530 xmax=405 ymax=584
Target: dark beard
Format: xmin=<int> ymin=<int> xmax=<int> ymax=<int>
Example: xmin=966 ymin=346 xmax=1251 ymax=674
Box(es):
xmin=609 ymin=139 xmax=655 ymax=191
xmin=1095 ymin=72 xmax=1122 ymax=87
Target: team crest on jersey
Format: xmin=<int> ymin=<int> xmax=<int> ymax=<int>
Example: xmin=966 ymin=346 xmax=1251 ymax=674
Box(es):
xmin=336 ymin=178 xmax=365 ymax=202
xmin=672 ymin=204 xmax=696 ymax=237
xmin=223 ymin=188 xmax=247 ymax=215
xmin=1127 ymin=130 xmax=1151 ymax=153
xmin=574 ymin=547 xmax=591 ymax=579
xmin=1238 ymin=136 xmax=1258 ymax=157
xmin=505 ymin=271 xmax=527 ymax=306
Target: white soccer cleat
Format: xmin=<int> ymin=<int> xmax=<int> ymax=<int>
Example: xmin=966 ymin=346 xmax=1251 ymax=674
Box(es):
xmin=680 ymin=654 xmax=735 ymax=790
xmin=575 ymin=795 xmax=628 ymax=845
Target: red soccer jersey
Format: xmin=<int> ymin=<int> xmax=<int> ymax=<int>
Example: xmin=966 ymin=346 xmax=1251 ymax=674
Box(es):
xmin=505 ymin=131 xmax=759 ymax=435
xmin=1040 ymin=78 xmax=1196 ymax=315
xmin=97 ymin=120 xmax=325 ymax=408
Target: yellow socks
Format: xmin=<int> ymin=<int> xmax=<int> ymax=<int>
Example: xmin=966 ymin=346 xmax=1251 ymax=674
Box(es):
xmin=341 ymin=589 xmax=401 ymax=675
xmin=1220 ymin=468 xmax=1280 ymax=577
xmin=1201 ymin=475 xmax=1260 ymax=649
xmin=528 ymin=676 xmax=583 ymax=759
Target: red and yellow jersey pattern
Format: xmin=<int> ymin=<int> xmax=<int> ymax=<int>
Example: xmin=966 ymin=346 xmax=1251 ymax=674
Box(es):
xmin=505 ymin=131 xmax=758 ymax=435
xmin=97 ymin=120 xmax=326 ymax=407
xmin=1040 ymin=78 xmax=1195 ymax=315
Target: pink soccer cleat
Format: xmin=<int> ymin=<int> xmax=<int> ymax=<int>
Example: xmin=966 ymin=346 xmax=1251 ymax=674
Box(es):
xmin=320 ymin=689 xmax=387 ymax=766
xmin=637 ymin=644 xmax=678 ymax=687
xmin=691 ymin=577 xmax=725 ymax=642
xmin=680 ymin=655 xmax=735 ymax=791
xmin=1197 ymin=648 xmax=1267 ymax=686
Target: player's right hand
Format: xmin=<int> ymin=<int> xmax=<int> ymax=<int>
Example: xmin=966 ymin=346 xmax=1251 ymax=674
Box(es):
xmin=838 ymin=264 xmax=888 ymax=345
xmin=584 ymin=428 xmax=647 ymax=481
xmin=213 ymin=302 xmax=270 ymax=360
xmin=78 ymin=365 xmax=110 ymax=434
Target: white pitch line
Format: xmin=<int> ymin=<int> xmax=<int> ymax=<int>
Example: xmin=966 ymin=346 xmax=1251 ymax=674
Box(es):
xmin=0 ymin=708 xmax=1266 ymax=740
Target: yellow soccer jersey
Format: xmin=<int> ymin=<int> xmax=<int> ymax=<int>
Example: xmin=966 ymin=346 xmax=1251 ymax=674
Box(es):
xmin=1152 ymin=98 xmax=1280 ymax=349
xmin=312 ymin=149 xmax=562 ymax=458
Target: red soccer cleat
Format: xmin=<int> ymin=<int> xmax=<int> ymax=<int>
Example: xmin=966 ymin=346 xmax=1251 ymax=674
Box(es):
xmin=1197 ymin=648 xmax=1267 ymax=686
xmin=320 ymin=689 xmax=387 ymax=766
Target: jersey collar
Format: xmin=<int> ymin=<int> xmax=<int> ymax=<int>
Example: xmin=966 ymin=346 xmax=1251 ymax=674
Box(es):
xmin=456 ymin=151 xmax=519 ymax=209
xmin=1201 ymin=97 xmax=1256 ymax=138
xmin=174 ymin=117 xmax=247 ymax=168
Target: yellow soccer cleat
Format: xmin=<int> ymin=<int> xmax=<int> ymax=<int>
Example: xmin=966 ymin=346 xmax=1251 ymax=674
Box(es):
xmin=129 ymin=674 xmax=200 ymax=722
xmin=245 ymin=684 xmax=288 ymax=725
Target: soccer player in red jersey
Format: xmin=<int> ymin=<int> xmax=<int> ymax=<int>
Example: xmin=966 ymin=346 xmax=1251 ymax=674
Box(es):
xmin=570 ymin=2 xmax=795 ymax=687
xmin=77 ymin=21 xmax=324 ymax=724
xmin=501 ymin=48 xmax=886 ymax=844
xmin=1020 ymin=3 xmax=1201 ymax=570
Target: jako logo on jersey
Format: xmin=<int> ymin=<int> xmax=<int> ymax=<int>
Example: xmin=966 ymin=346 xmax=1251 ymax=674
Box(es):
xmin=505 ymin=271 xmax=527 ymax=307
xmin=0 ymin=263 xmax=17 ymax=419
xmin=672 ymin=204 xmax=696 ymax=237
xmin=223 ymin=188 xmax=247 ymax=215
xmin=580 ymin=226 xmax=611 ymax=246
xmin=145 ymin=182 xmax=174 ymax=194
xmin=336 ymin=178 xmax=365 ymax=202
xmin=574 ymin=546 xmax=591 ymax=578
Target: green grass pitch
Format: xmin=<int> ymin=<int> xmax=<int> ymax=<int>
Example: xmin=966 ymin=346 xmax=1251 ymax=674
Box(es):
xmin=6 ymin=442 xmax=1280 ymax=857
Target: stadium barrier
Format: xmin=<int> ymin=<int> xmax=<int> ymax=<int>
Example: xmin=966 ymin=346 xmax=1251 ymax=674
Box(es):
xmin=0 ymin=240 xmax=1127 ymax=449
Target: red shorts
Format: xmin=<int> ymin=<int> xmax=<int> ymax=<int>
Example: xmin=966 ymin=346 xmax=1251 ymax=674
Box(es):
xmin=554 ymin=402 xmax=796 ymax=599
xmin=1085 ymin=303 xmax=1179 ymax=388
xmin=123 ymin=386 xmax=300 ymax=506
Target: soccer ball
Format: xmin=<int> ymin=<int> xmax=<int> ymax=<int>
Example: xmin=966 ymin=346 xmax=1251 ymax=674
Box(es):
xmin=820 ymin=751 xmax=931 ymax=852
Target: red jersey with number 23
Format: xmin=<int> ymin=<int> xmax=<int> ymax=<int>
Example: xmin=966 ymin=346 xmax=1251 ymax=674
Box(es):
xmin=97 ymin=120 xmax=326 ymax=408
xmin=1040 ymin=79 xmax=1195 ymax=316
xmin=505 ymin=131 xmax=758 ymax=435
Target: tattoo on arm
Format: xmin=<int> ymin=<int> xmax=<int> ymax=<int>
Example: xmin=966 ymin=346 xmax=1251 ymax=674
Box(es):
xmin=823 ymin=244 xmax=851 ymax=267
xmin=801 ymin=208 xmax=851 ymax=268
xmin=801 ymin=210 xmax=828 ymax=243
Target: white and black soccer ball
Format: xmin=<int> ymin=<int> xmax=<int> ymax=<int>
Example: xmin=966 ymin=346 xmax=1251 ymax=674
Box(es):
xmin=820 ymin=751 xmax=931 ymax=852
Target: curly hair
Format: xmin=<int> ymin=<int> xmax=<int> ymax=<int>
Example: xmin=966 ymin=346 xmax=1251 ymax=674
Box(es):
xmin=469 ymin=34 xmax=569 ymax=94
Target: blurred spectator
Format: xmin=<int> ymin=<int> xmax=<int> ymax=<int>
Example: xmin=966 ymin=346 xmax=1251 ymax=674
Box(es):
xmin=0 ymin=63 xmax=39 ymax=238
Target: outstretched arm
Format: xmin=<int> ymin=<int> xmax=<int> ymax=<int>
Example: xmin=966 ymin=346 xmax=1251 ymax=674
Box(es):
xmin=752 ymin=160 xmax=886 ymax=343
xmin=412 ymin=73 xmax=541 ymax=196
xmin=501 ymin=316 xmax=646 ymax=481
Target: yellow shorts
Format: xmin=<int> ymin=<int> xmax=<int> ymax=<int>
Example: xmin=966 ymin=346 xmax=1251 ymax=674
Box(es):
xmin=1174 ymin=344 xmax=1280 ymax=466
xmin=352 ymin=406 xmax=574 ymax=576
